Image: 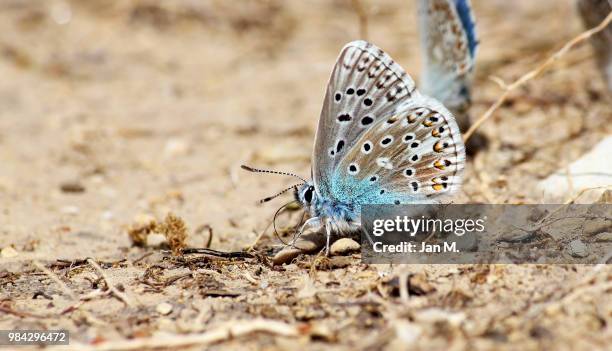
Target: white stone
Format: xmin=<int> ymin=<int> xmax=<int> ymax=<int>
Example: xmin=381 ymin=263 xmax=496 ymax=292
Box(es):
xmin=330 ymin=238 xmax=361 ymax=255
xmin=163 ymin=138 xmax=190 ymax=158
xmin=1 ymin=247 xmax=18 ymax=258
xmin=595 ymin=232 xmax=612 ymax=242
xmin=537 ymin=136 xmax=612 ymax=203
xmin=60 ymin=206 xmax=80 ymax=215
xmin=147 ymin=233 xmax=167 ymax=247
xmin=156 ymin=302 xmax=173 ymax=315
xmin=568 ymin=239 xmax=589 ymax=258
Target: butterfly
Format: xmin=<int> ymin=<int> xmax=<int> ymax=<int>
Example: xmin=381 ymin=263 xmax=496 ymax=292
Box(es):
xmin=418 ymin=0 xmax=479 ymax=132
xmin=244 ymin=40 xmax=466 ymax=254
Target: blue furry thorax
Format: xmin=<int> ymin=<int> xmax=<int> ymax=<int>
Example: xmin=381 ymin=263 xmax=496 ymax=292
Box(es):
xmin=296 ymin=181 xmax=359 ymax=223
xmin=311 ymin=196 xmax=358 ymax=223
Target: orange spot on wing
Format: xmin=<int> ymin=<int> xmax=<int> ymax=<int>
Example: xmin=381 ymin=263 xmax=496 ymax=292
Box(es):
xmin=434 ymin=141 xmax=444 ymax=152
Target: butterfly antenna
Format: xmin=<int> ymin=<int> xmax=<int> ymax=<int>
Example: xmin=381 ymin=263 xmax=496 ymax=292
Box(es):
xmin=241 ymin=165 xmax=308 ymax=183
xmin=259 ymin=184 xmax=301 ymax=204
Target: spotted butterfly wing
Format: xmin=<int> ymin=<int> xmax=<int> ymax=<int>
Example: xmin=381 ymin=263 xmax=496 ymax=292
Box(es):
xmin=313 ymin=40 xmax=465 ymax=212
xmin=418 ymin=0 xmax=478 ymax=130
xmin=332 ymin=95 xmax=465 ymax=209
xmin=313 ymin=41 xmax=417 ymax=199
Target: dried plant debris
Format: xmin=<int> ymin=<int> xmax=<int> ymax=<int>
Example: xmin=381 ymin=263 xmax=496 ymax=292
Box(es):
xmin=126 ymin=213 xmax=188 ymax=255
xmin=157 ymin=213 xmax=189 ymax=256
xmin=383 ymin=273 xmax=436 ymax=297
xmin=59 ymin=180 xmax=86 ymax=193
xmin=127 ymin=214 xmax=159 ymax=247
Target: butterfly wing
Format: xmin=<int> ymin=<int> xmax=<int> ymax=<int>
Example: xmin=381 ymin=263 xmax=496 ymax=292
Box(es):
xmin=312 ymin=41 xmax=417 ymax=199
xmin=418 ymin=0 xmax=478 ymax=130
xmin=330 ymin=92 xmax=465 ymax=209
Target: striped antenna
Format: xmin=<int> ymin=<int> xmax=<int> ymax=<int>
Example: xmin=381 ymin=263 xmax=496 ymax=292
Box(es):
xmin=241 ymin=165 xmax=308 ymax=183
xmin=259 ymin=184 xmax=301 ymax=204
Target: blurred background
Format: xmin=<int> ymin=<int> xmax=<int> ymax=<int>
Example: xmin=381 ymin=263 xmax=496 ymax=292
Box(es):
xmin=0 ymin=1 xmax=610 ymax=348
xmin=1 ymin=0 xmax=609 ymax=254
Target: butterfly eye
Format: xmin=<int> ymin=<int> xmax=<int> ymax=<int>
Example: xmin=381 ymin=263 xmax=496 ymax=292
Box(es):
xmin=304 ymin=186 xmax=314 ymax=203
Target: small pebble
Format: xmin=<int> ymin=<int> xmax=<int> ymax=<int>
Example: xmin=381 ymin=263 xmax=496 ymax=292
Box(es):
xmin=60 ymin=181 xmax=85 ymax=193
xmin=594 ymin=232 xmax=612 ymax=242
xmin=583 ymin=218 xmax=612 ymax=236
xmin=272 ymin=231 xmax=325 ymax=265
xmin=163 ymin=138 xmax=190 ymax=158
xmin=568 ymin=239 xmax=589 ymax=258
xmin=60 ymin=206 xmax=80 ymax=215
xmin=537 ymin=137 xmax=612 ymax=202
xmin=596 ymin=190 xmax=612 ymax=204
xmin=156 ymin=302 xmax=173 ymax=315
xmin=330 ymin=238 xmax=360 ymax=256
xmin=146 ymin=233 xmax=167 ymax=247
xmin=1 ymin=246 xmax=18 ymax=258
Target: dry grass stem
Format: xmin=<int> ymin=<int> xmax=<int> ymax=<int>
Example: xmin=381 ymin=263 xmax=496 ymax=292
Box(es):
xmin=87 ymin=259 xmax=134 ymax=307
xmin=54 ymin=319 xmax=299 ymax=351
xmin=32 ymin=260 xmax=77 ymax=300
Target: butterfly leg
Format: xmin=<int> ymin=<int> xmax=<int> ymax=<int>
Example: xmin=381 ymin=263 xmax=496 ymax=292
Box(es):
xmin=324 ymin=219 xmax=333 ymax=256
xmin=290 ymin=216 xmax=322 ymax=248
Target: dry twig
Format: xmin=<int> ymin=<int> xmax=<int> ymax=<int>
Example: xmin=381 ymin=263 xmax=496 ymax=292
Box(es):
xmin=195 ymin=224 xmax=214 ymax=248
xmin=32 ymin=260 xmax=77 ymax=300
xmin=53 ymin=319 xmax=300 ymax=351
xmin=87 ymin=259 xmax=134 ymax=307
xmin=398 ymin=270 xmax=410 ymax=304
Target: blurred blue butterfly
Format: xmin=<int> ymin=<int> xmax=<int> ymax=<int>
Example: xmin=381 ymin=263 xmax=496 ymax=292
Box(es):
xmin=244 ymin=0 xmax=477 ymax=254
xmin=419 ymin=0 xmax=478 ymax=132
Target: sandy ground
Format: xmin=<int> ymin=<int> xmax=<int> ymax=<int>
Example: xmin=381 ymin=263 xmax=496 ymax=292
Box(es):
xmin=0 ymin=0 xmax=611 ymax=350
